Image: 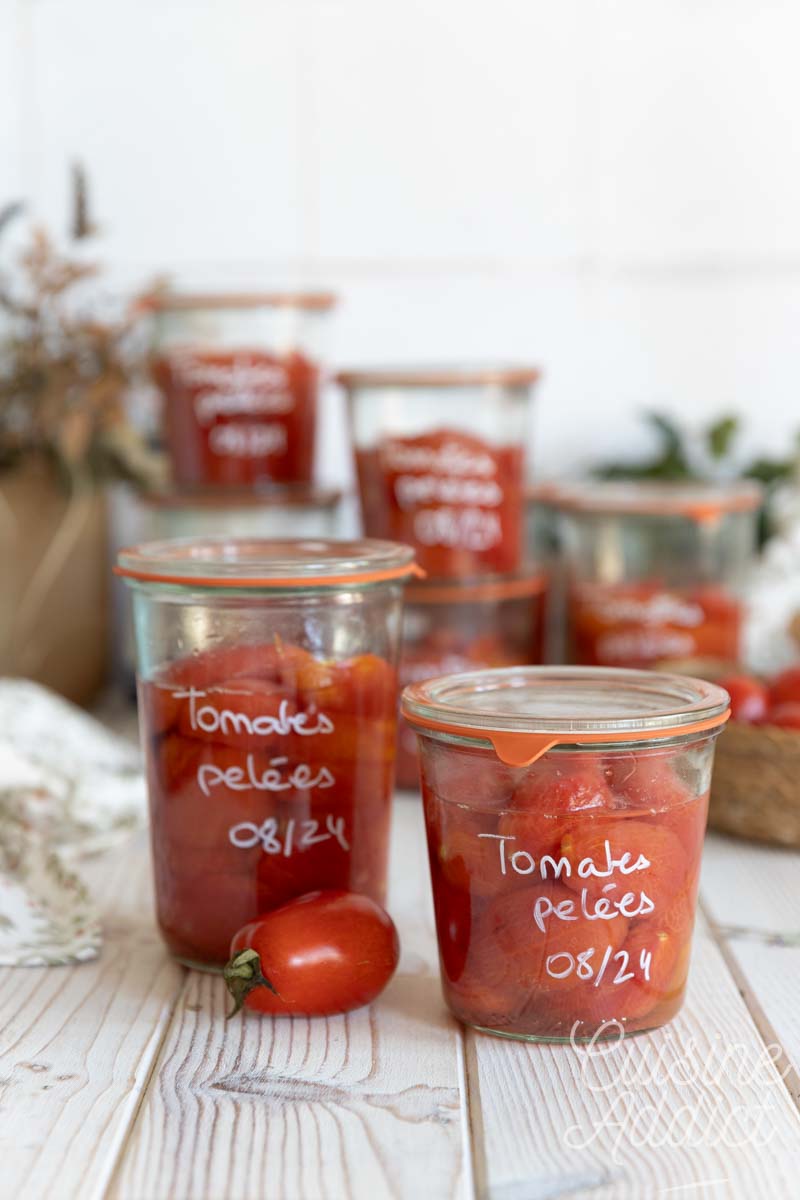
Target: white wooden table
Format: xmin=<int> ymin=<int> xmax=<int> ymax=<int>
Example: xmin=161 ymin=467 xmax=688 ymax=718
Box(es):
xmin=3 ymin=798 xmax=800 ymax=1199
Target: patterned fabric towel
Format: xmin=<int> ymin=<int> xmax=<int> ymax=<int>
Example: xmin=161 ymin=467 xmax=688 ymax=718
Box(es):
xmin=0 ymin=679 xmax=146 ymax=966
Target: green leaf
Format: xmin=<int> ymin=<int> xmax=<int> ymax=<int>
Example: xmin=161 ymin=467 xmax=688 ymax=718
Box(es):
xmin=706 ymin=415 xmax=739 ymax=460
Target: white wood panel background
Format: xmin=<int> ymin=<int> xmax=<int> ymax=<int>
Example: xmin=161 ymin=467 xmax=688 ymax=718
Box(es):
xmin=2 ymin=802 xmax=800 ymax=1200
xmin=3 ymin=0 xmax=800 ymax=477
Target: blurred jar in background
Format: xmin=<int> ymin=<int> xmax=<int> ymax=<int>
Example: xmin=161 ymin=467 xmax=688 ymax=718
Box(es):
xmin=555 ymin=481 xmax=761 ymax=672
xmin=147 ymin=292 xmax=336 ymax=490
xmin=340 ymin=367 xmax=539 ymax=579
xmin=395 ymin=573 xmax=548 ymax=789
xmin=526 ymin=483 xmax=567 ymax=663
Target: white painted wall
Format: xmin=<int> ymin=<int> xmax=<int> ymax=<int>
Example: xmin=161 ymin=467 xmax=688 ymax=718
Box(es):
xmin=3 ymin=0 xmax=800 ymax=487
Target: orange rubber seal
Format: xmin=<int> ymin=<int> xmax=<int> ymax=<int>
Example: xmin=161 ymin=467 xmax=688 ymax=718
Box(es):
xmin=114 ymin=562 xmax=425 ymax=588
xmin=400 ymin=706 xmax=731 ymax=767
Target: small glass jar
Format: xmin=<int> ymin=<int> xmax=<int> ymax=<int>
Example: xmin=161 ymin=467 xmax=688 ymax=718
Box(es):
xmin=117 ymin=537 xmax=419 ymax=969
xmin=340 ymin=367 xmax=539 ymax=578
xmin=396 ymin=574 xmax=548 ymax=790
xmin=555 ymin=482 xmax=761 ymax=671
xmin=402 ymin=666 xmax=730 ymax=1042
xmin=148 ymin=291 xmax=336 ymax=489
xmin=142 ymin=485 xmax=342 ymax=541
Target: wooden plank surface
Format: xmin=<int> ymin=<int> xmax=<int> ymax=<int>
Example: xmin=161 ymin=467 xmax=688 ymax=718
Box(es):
xmin=4 ymin=798 xmax=800 ymax=1199
xmin=466 ymin=908 xmax=800 ymax=1200
xmin=110 ymin=800 xmax=468 ymax=1200
xmin=0 ymin=834 xmax=184 ymax=1200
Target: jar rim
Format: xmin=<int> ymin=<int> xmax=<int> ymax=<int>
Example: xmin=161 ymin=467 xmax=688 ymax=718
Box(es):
xmin=551 ymin=479 xmax=762 ymax=519
xmin=115 ymin=536 xmax=421 ymax=588
xmin=139 ymin=290 xmax=337 ymax=313
xmin=140 ymin=485 xmax=342 ymax=512
xmin=406 ymin=571 xmax=548 ymax=604
xmin=335 ymin=364 xmax=541 ymax=389
xmin=402 ymin=666 xmax=730 ymax=764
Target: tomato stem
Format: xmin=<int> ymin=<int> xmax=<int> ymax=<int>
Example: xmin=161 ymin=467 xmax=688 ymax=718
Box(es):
xmin=223 ymin=948 xmax=279 ymax=1017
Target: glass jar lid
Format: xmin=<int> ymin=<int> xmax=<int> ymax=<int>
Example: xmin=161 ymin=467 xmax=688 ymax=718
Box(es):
xmin=402 ymin=666 xmax=730 ymax=765
xmin=335 ymin=365 xmax=541 ymax=389
xmin=116 ymin=537 xmax=421 ymax=589
xmin=140 ymin=485 xmax=342 ymax=512
xmin=553 ymin=480 xmax=762 ymax=521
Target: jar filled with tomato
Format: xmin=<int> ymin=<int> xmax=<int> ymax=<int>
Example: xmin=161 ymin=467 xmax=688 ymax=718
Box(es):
xmin=117 ymin=537 xmax=419 ymax=969
xmin=555 ymin=482 xmax=760 ymax=671
xmin=402 ymin=666 xmax=730 ymax=1041
xmin=396 ymin=573 xmax=548 ymax=790
xmin=340 ymin=366 xmax=540 ymax=579
xmin=148 ymin=291 xmax=335 ymax=490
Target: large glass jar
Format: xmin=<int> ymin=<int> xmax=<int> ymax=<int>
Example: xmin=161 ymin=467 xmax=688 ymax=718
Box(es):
xmin=148 ymin=292 xmax=335 ymax=489
xmin=396 ymin=573 xmax=548 ymax=789
xmin=555 ymin=482 xmax=761 ymax=671
xmin=402 ymin=666 xmax=730 ymax=1042
xmin=117 ymin=537 xmax=419 ymax=969
xmin=340 ymin=367 xmax=539 ymax=578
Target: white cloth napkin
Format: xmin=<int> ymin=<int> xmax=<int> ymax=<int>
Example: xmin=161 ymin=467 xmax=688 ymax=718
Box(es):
xmin=0 ymin=679 xmax=146 ymax=966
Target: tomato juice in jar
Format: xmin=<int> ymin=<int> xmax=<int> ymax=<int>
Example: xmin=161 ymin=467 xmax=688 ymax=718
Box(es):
xmin=396 ymin=574 xmax=548 ymax=790
xmin=340 ymin=367 xmax=539 ymax=578
xmin=117 ymin=537 xmax=419 ymax=969
xmin=148 ymin=292 xmax=335 ymax=489
xmin=402 ymin=666 xmax=730 ymax=1041
xmin=556 ymin=482 xmax=760 ymax=671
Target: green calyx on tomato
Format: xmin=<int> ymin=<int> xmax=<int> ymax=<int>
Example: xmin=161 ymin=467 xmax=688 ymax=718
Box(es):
xmin=223 ymin=948 xmax=279 ymax=1017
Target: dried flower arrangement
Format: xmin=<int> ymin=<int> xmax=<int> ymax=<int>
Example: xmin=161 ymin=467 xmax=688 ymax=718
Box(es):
xmin=0 ymin=202 xmax=162 ymax=490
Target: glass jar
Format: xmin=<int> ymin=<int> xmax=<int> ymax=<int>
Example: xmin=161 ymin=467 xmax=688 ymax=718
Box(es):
xmin=117 ymin=537 xmax=419 ymax=969
xmin=556 ymin=482 xmax=761 ymax=671
xmin=402 ymin=666 xmax=730 ymax=1042
xmin=396 ymin=573 xmax=548 ymax=790
xmin=148 ymin=291 xmax=336 ymax=489
xmin=142 ymin=485 xmax=342 ymax=541
xmin=340 ymin=367 xmax=539 ymax=578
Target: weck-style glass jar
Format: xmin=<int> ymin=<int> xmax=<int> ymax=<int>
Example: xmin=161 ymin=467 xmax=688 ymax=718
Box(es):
xmin=148 ymin=292 xmax=336 ymax=489
xmin=340 ymin=366 xmax=540 ymax=578
xmin=555 ymin=482 xmax=761 ymax=671
xmin=117 ymin=537 xmax=419 ymax=969
xmin=402 ymin=666 xmax=730 ymax=1042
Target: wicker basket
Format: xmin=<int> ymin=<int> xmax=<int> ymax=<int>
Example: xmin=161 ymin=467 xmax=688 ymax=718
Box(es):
xmin=709 ymin=721 xmax=800 ymax=847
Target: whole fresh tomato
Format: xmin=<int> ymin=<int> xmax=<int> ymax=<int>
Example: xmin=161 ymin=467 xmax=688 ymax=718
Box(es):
xmin=769 ymin=666 xmax=800 ymax=709
xmin=716 ymin=674 xmax=769 ymax=724
xmin=224 ymin=890 xmax=400 ymax=1017
xmin=767 ymin=702 xmax=800 ymax=730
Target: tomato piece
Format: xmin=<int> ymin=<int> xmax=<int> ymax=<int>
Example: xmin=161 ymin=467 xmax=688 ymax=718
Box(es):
xmin=560 ymin=818 xmax=687 ymax=913
xmin=769 ymin=666 xmax=800 ymax=708
xmin=716 ymin=674 xmax=769 ymax=724
xmin=607 ymin=751 xmax=693 ymax=811
xmin=767 ymin=702 xmax=800 ymax=730
xmin=448 ymin=884 xmax=629 ymax=1029
xmin=226 ymin=890 xmax=400 ymax=1016
xmin=158 ymin=642 xmax=283 ymax=691
xmin=149 ymin=734 xmax=278 ymax=858
xmin=498 ymin=757 xmax=616 ymax=857
xmin=174 ymin=677 xmax=299 ymax=751
xmin=435 ymin=811 xmax=507 ymax=898
xmin=421 ymin=744 xmax=518 ymax=811
xmin=156 ymin=867 xmax=261 ymax=965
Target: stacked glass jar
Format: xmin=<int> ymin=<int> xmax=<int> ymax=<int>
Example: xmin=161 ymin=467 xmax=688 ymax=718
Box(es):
xmin=339 ymin=367 xmax=546 ymax=789
xmin=145 ymin=290 xmax=343 ymax=536
xmin=551 ymin=481 xmax=761 ymax=672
